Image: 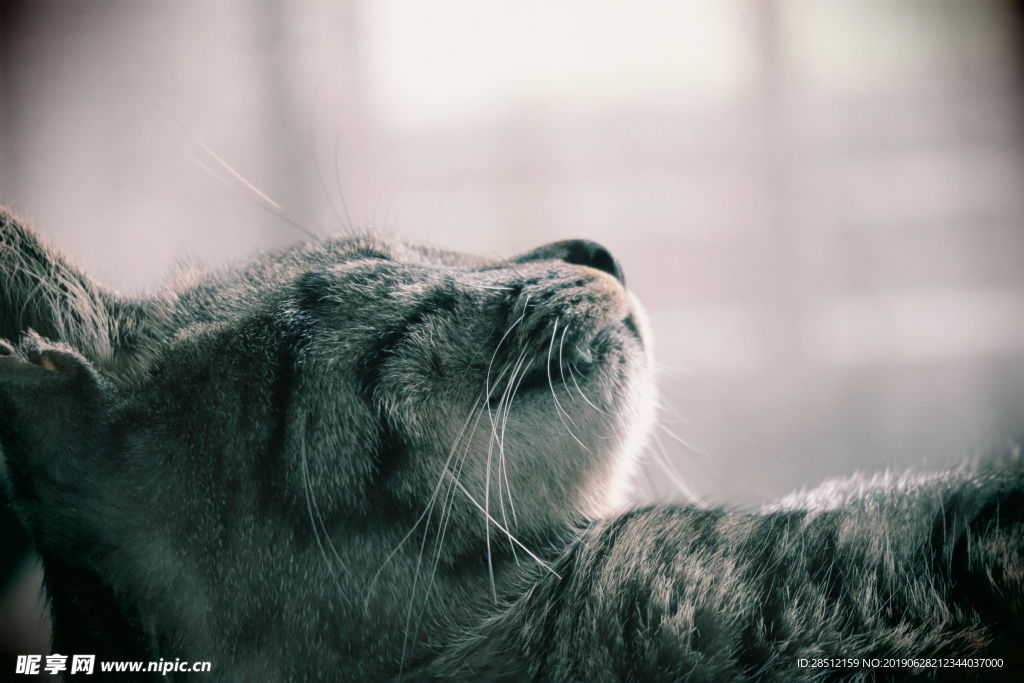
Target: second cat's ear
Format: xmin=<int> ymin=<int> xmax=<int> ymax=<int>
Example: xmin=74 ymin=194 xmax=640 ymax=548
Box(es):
xmin=0 ymin=336 xmax=90 ymax=377
xmin=0 ymin=333 xmax=103 ymax=381
xmin=0 ymin=333 xmax=111 ymax=477
xmin=0 ymin=333 xmax=118 ymax=565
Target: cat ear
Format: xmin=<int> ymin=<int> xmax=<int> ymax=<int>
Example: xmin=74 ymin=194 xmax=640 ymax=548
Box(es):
xmin=0 ymin=206 xmax=149 ymax=367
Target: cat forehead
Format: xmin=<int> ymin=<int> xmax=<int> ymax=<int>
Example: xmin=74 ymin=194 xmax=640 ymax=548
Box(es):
xmin=298 ymin=235 xmax=494 ymax=272
xmin=173 ymin=236 xmax=490 ymax=301
xmin=280 ymin=236 xmax=616 ymax=286
xmin=222 ymin=236 xmax=576 ymax=303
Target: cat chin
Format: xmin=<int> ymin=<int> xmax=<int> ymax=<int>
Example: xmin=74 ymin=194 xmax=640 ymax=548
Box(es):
xmin=578 ymin=293 xmax=658 ymax=519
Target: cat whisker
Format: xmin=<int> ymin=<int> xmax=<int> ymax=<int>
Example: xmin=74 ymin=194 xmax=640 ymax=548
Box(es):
xmin=567 ymin=362 xmax=625 ymax=440
xmin=648 ymin=429 xmax=700 ymax=502
xmin=482 ymin=314 xmax=532 ymax=602
xmin=553 ymin=323 xmax=580 ymax=429
xmin=312 ymin=139 xmax=351 ymax=234
xmin=658 ymin=422 xmax=714 ymax=459
xmin=401 ymin=473 xmax=449 ymax=673
xmin=435 ymin=406 xmax=483 ymax=564
xmin=557 ymin=324 xmax=574 ymax=406
xmin=444 ymin=473 xmax=561 ymax=579
xmin=417 ymin=402 xmax=487 ymax=622
xmin=484 ymin=424 xmax=496 ymax=602
xmin=305 ymin=467 xmax=353 ymax=585
xmin=400 ymin=397 xmax=491 ymax=674
xmin=298 ymin=437 xmax=350 ymax=605
xmin=499 ymin=350 xmax=530 ymax=532
xmin=306 ymin=82 xmax=352 ymax=235
xmin=547 ymin=319 xmax=591 ymax=454
xmin=494 ymin=348 xmax=529 ymax=563
xmin=485 ymin=299 xmax=529 ymax=409
xmin=158 ymin=109 xmax=321 ymax=240
xmin=567 ymin=362 xmax=607 ymax=416
xmin=398 ymin=397 xmax=488 ymax=676
xmin=479 ymin=296 xmax=535 ymax=587
xmin=557 ymin=323 xmax=609 ymax=436
xmin=366 ymin=393 xmax=485 ymax=607
xmin=483 ymin=352 xmax=526 ymax=599
xmin=432 ymin=404 xmax=483 ymax=572
xmin=333 ymin=130 xmax=357 ymax=232
xmin=488 ymin=351 xmax=527 ymax=506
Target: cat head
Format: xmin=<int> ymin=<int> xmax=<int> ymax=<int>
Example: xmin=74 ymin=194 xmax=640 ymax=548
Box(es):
xmin=0 ymin=208 xmax=655 ymax=671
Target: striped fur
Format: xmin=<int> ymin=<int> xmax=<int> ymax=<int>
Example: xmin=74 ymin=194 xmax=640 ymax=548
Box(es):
xmin=0 ymin=206 xmax=1020 ymax=681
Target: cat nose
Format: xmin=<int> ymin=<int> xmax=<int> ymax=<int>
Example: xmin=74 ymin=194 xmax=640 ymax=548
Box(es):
xmin=516 ymin=239 xmax=626 ymax=285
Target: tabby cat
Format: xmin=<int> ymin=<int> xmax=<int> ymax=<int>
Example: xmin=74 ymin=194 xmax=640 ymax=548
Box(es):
xmin=0 ymin=206 xmax=1021 ymax=681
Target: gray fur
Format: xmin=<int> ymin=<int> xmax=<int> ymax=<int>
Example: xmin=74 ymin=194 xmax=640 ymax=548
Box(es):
xmin=0 ymin=206 xmax=1020 ymax=681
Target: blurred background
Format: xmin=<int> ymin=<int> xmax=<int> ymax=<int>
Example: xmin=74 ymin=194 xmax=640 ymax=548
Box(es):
xmin=2 ymin=0 xmax=1024 ymax=669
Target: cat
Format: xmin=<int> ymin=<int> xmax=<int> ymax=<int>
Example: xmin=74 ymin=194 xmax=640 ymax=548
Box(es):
xmin=0 ymin=205 xmax=1021 ymax=681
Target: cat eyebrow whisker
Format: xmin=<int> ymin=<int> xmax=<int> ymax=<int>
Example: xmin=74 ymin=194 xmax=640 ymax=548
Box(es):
xmin=192 ymin=135 xmax=283 ymax=212
xmin=333 ymin=130 xmax=357 ymax=232
xmin=151 ymin=100 xmax=321 ymax=239
xmin=180 ymin=143 xmax=321 ymax=241
xmin=308 ymin=97 xmax=353 ymax=234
